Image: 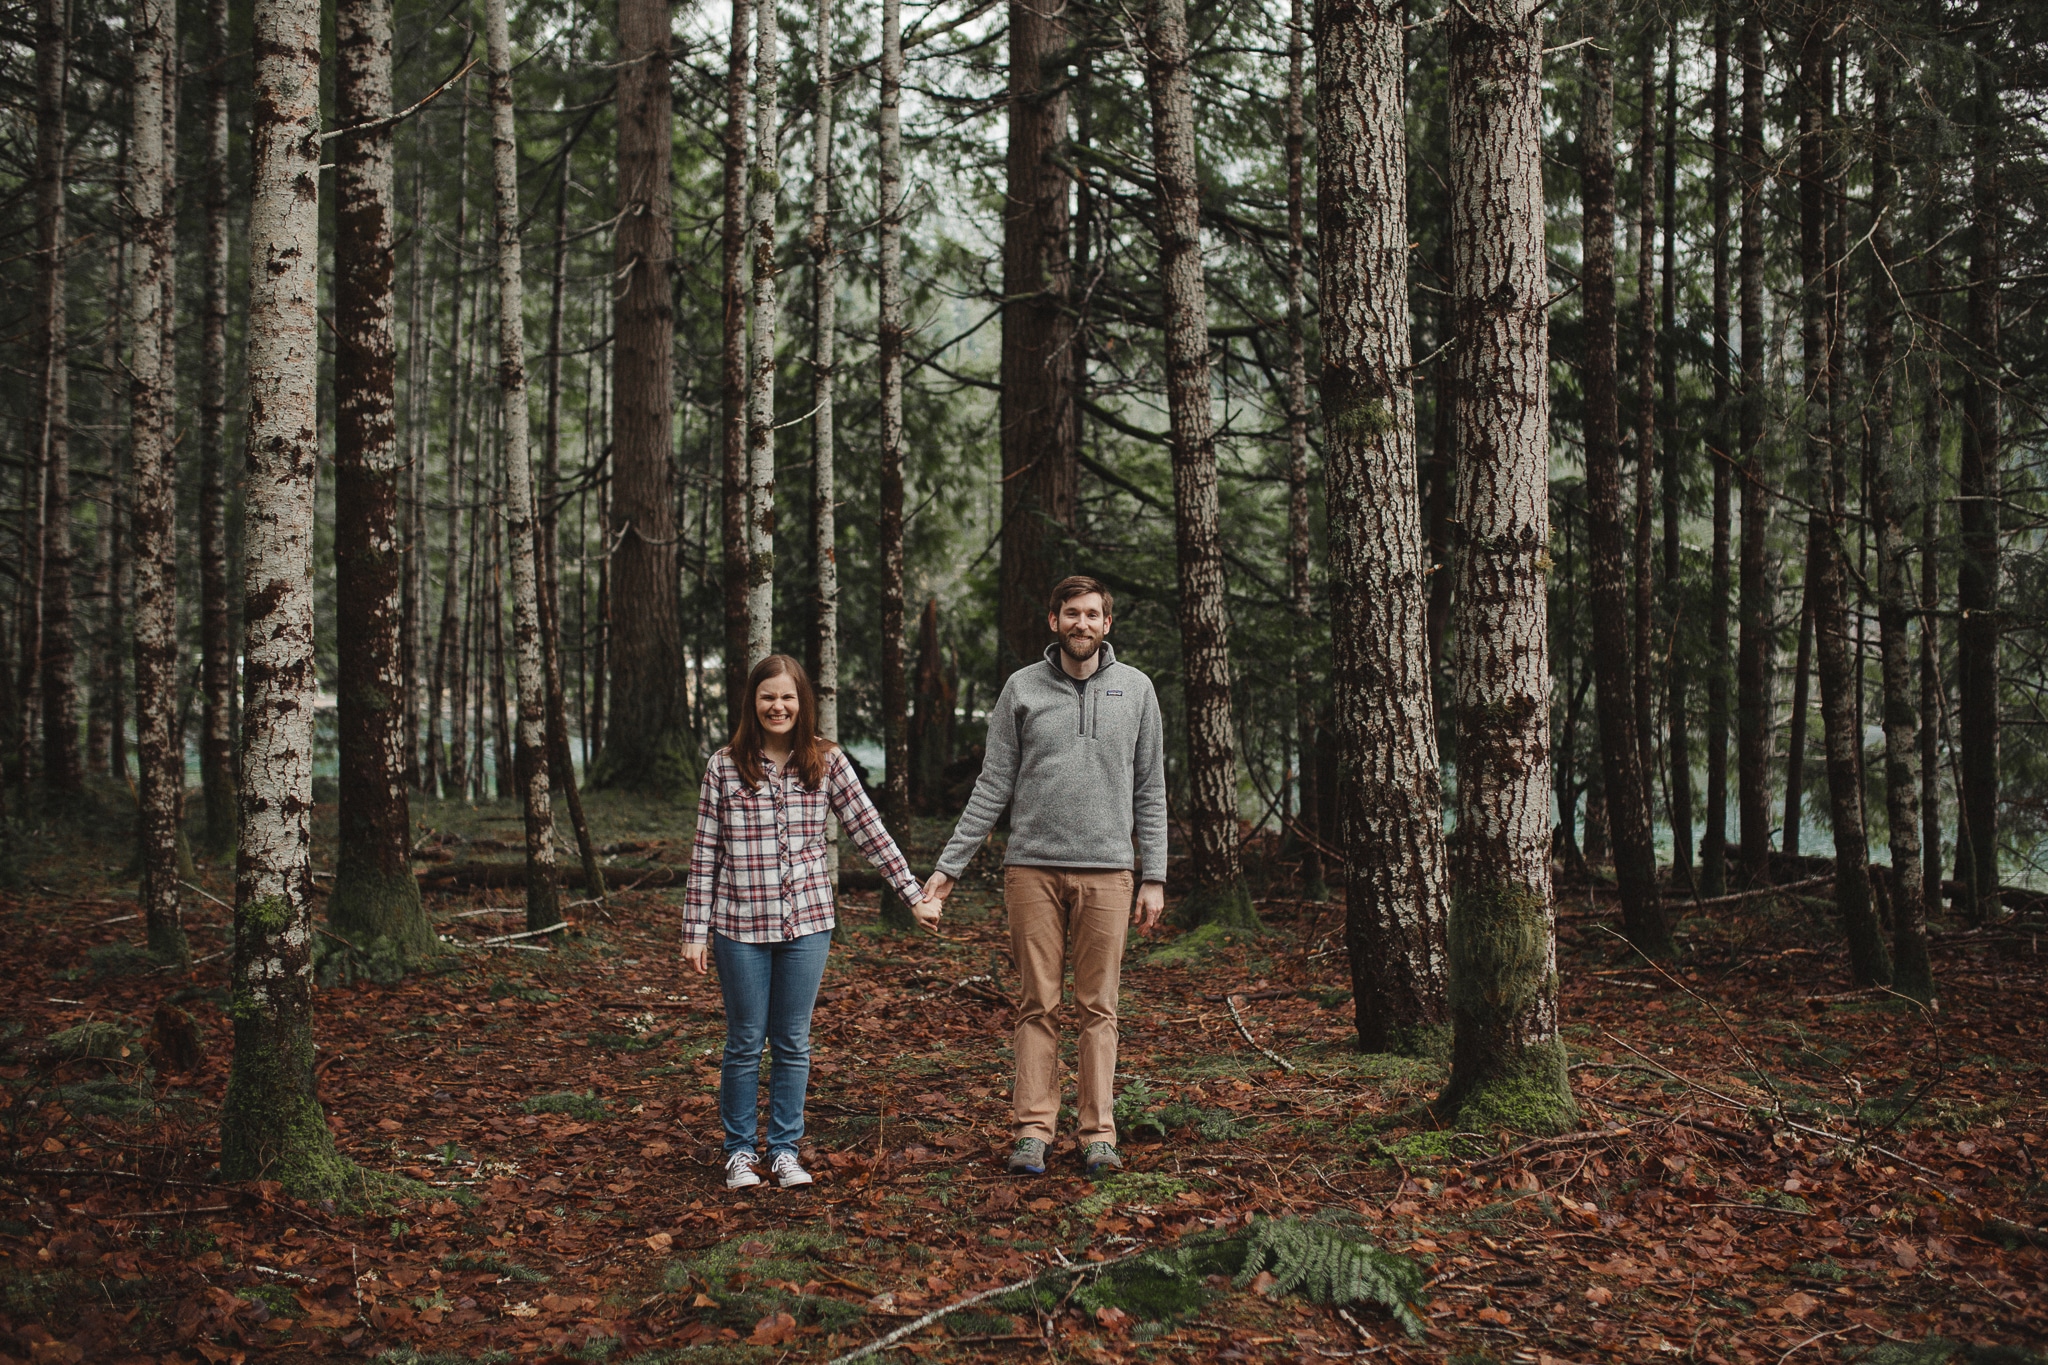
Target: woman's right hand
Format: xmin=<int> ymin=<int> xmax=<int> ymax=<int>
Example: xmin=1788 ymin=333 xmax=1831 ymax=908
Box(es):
xmin=682 ymin=941 xmax=709 ymax=974
xmin=912 ymin=897 xmax=943 ymax=932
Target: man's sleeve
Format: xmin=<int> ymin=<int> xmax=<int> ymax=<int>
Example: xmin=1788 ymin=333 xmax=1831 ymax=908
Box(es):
xmin=934 ymin=677 xmax=1022 ymax=880
xmin=1134 ymin=680 xmax=1168 ymax=881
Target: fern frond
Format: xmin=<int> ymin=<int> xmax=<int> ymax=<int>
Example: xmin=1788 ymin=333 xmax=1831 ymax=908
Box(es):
xmin=1234 ymin=1216 xmax=1427 ymax=1339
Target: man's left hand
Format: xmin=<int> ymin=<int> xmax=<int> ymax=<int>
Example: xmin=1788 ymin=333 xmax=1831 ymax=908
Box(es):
xmin=1133 ymin=881 xmax=1165 ymax=932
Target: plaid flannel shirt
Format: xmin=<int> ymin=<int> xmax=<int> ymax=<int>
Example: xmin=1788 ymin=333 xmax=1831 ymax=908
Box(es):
xmin=683 ymin=746 xmax=923 ymax=944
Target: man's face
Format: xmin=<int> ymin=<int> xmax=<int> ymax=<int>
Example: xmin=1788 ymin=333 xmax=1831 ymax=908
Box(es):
xmin=1049 ymin=593 xmax=1111 ymax=662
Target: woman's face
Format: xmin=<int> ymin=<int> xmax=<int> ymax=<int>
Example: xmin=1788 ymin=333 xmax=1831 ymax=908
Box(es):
xmin=755 ymin=673 xmax=800 ymax=741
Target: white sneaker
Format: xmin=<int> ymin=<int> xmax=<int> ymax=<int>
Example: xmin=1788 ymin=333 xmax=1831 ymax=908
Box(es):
xmin=725 ymin=1150 xmax=763 ymax=1190
xmin=770 ymin=1151 xmax=814 ymax=1188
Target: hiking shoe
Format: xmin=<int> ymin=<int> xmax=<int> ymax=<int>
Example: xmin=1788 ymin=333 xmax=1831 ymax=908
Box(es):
xmin=1083 ymin=1141 xmax=1123 ymax=1177
xmin=770 ymin=1151 xmax=814 ymax=1188
xmin=1006 ymin=1138 xmax=1048 ymax=1175
xmin=725 ymin=1150 xmax=763 ymax=1190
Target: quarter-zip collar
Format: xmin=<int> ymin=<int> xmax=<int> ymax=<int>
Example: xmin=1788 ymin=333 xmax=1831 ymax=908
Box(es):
xmin=1045 ymin=641 xmax=1117 ymax=738
xmin=1043 ymin=639 xmax=1116 ymax=684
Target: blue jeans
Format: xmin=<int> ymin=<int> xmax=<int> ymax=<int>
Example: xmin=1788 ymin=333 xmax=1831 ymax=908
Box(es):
xmin=710 ymin=929 xmax=833 ymax=1158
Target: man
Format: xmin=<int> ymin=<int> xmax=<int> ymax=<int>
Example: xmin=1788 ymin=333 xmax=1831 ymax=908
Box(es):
xmin=923 ymin=575 xmax=1167 ymax=1177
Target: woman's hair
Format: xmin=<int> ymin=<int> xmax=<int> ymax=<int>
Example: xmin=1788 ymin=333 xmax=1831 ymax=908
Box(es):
xmin=728 ymin=653 xmax=834 ymax=790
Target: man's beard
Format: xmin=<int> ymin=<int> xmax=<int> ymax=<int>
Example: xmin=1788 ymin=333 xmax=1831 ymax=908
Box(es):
xmin=1061 ymin=633 xmax=1102 ymax=663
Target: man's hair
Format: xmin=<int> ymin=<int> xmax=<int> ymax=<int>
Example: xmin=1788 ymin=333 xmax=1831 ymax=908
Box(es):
xmin=1048 ymin=574 xmax=1114 ymax=618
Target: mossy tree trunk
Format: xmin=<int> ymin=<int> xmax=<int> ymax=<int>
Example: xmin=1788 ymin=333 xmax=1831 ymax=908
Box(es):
xmin=1314 ymin=0 xmax=1447 ymax=1049
xmin=221 ymin=0 xmax=351 ymax=1198
xmin=330 ymin=0 xmax=432 ymax=969
xmin=1438 ymin=0 xmax=1576 ymax=1137
xmin=1147 ymin=0 xmax=1255 ymax=933
xmin=1734 ymin=8 xmax=1771 ymax=877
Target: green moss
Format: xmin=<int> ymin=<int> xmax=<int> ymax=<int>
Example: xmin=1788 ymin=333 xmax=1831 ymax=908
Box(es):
xmin=46 ymin=1020 xmax=133 ymax=1061
xmin=53 ymin=1077 xmax=157 ymax=1122
xmin=88 ymin=941 xmax=161 ymax=978
xmin=243 ymin=894 xmax=295 ymax=935
xmin=1329 ymin=396 xmax=1398 ymax=441
xmin=1434 ymin=1038 xmax=1576 ymax=1137
xmin=1074 ymin=1172 xmax=1189 ymax=1221
xmin=1170 ymin=879 xmax=1262 ymax=931
xmin=220 ymin=1015 xmax=359 ymax=1202
xmin=1446 ymin=881 xmax=1550 ymax=1031
xmin=1374 ymin=1129 xmax=1493 ymax=1168
xmin=662 ymin=1231 xmax=863 ymax=1335
xmin=1147 ymin=920 xmax=1260 ymax=967
xmin=147 ymin=917 xmax=190 ymax=966
xmin=589 ymin=722 xmax=701 ymax=797
xmin=325 ymin=862 xmax=436 ymax=980
xmin=520 ymin=1090 xmax=609 ymax=1120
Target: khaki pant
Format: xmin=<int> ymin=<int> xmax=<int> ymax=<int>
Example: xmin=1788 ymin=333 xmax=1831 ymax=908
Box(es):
xmin=1005 ymin=865 xmax=1132 ymax=1147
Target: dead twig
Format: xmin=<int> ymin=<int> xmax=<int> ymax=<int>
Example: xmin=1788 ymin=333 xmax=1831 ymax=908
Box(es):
xmin=1226 ymin=994 xmax=1296 ymax=1073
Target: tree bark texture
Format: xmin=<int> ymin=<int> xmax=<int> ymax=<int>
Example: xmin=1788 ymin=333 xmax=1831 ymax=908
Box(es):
xmin=1735 ymin=6 xmax=1770 ymax=873
xmin=1955 ymin=28 xmax=2000 ymax=921
xmin=127 ymin=0 xmax=185 ymax=964
xmin=1796 ymin=17 xmax=1886 ymax=984
xmin=484 ymin=0 xmax=562 ymax=933
xmin=1285 ymin=0 xmax=1324 ymax=900
xmin=744 ymin=0 xmax=780 ymax=669
xmin=808 ymin=0 xmax=845 ymax=891
xmin=1579 ymin=10 xmax=1671 ymax=957
xmin=1439 ymin=0 xmax=1575 ymax=1134
xmin=1865 ymin=64 xmax=1929 ymax=1001
xmin=435 ymin=91 xmax=472 ymax=798
xmin=1702 ymin=0 xmax=1732 ymax=895
xmin=220 ymin=0 xmax=350 ymax=1196
xmin=1784 ymin=586 xmax=1811 ymax=857
xmin=1657 ymin=32 xmax=1689 ymax=890
xmin=877 ymin=0 xmax=912 ymax=838
xmin=198 ymin=0 xmax=235 ymax=850
xmin=1916 ymin=211 xmax=1945 ymax=928
xmin=720 ymin=0 xmax=754 ymax=732
xmin=1631 ymin=52 xmax=1657 ymax=825
xmin=332 ymin=0 xmax=431 ymax=962
xmin=33 ymin=0 xmax=80 ymax=800
xmin=1147 ymin=0 xmax=1252 ymax=927
xmin=998 ymin=0 xmax=1077 ymax=674
xmin=601 ymin=0 xmax=693 ymax=789
xmin=1314 ymin=0 xmax=1447 ymax=1044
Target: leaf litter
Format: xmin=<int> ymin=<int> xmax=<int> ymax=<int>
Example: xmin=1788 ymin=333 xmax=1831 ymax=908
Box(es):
xmin=0 ymin=799 xmax=2043 ymax=1362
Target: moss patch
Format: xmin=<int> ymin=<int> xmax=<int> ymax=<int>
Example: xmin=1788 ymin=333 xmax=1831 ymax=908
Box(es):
xmin=662 ymin=1231 xmax=864 ymax=1335
xmin=1146 ymin=921 xmax=1258 ymax=967
xmin=1436 ymin=1038 xmax=1577 ymax=1136
xmin=519 ymin=1090 xmax=609 ymax=1121
xmin=1170 ymin=879 xmax=1262 ymax=931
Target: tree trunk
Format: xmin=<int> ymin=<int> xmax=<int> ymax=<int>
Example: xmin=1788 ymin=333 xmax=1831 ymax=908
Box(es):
xmin=719 ymin=0 xmax=752 ymax=732
xmin=1955 ymin=21 xmax=2000 ymax=922
xmin=1285 ymin=0 xmax=1324 ymax=901
xmin=1631 ymin=49 xmax=1657 ymax=830
xmin=1438 ymin=0 xmax=1574 ymax=1135
xmin=743 ymin=0 xmax=781 ymax=668
xmin=1735 ymin=5 xmax=1770 ymax=875
xmin=220 ymin=0 xmax=351 ymax=1197
xmin=1701 ymin=0 xmax=1732 ymax=895
xmin=877 ymin=0 xmax=912 ymax=841
xmin=541 ymin=176 xmax=605 ymax=903
xmin=1797 ymin=15 xmax=1886 ymax=984
xmin=1783 ymin=586 xmax=1811 ymax=858
xmin=1314 ymin=0 xmax=1445 ymax=1041
xmin=33 ymin=0 xmax=80 ymax=802
xmin=1580 ymin=4 xmax=1670 ymax=958
xmin=87 ymin=228 xmax=121 ymax=778
xmin=1658 ymin=29 xmax=1690 ymax=890
xmin=1148 ymin=0 xmax=1252 ymax=929
xmin=998 ymin=0 xmax=1077 ymax=674
xmin=599 ymin=0 xmax=693 ymax=789
xmin=331 ymin=0 xmax=431 ymax=964
xmin=436 ymin=89 xmax=473 ymax=799
xmin=197 ymin=0 xmax=235 ymax=850
xmin=1865 ymin=62 xmax=1929 ymax=1002
xmin=127 ymin=0 xmax=184 ymax=964
xmin=402 ymin=161 xmax=429 ymax=795
xmin=1916 ymin=188 xmax=1945 ymax=929
xmin=483 ymin=0 xmax=561 ymax=932
xmin=808 ymin=0 xmax=844 ymax=892
xmin=909 ymin=598 xmax=955 ymax=808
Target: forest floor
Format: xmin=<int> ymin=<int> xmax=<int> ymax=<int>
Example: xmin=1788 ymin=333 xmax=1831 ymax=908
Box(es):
xmin=2 ymin=784 xmax=2045 ymax=1365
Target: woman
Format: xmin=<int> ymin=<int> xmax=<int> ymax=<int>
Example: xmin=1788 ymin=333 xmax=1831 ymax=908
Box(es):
xmin=683 ymin=654 xmax=940 ymax=1190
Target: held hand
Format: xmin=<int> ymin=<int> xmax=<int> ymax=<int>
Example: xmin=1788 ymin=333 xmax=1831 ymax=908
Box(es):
xmin=682 ymin=941 xmax=709 ymax=975
xmin=1133 ymin=881 xmax=1166 ymax=933
xmin=922 ymin=870 xmax=956 ymax=904
xmin=912 ymin=897 xmax=943 ymax=932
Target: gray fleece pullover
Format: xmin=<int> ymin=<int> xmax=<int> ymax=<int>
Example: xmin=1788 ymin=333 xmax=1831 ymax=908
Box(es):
xmin=935 ymin=642 xmax=1169 ymax=882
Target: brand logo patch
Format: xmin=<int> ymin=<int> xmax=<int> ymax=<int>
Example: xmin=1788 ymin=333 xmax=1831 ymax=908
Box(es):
xmin=1106 ymin=690 xmax=1123 ymax=696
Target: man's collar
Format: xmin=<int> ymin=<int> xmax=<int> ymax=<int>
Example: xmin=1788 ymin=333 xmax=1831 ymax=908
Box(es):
xmin=1043 ymin=639 xmax=1116 ymax=680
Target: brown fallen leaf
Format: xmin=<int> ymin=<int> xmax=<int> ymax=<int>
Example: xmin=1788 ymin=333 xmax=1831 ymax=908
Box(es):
xmin=748 ymin=1310 xmax=798 ymax=1345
